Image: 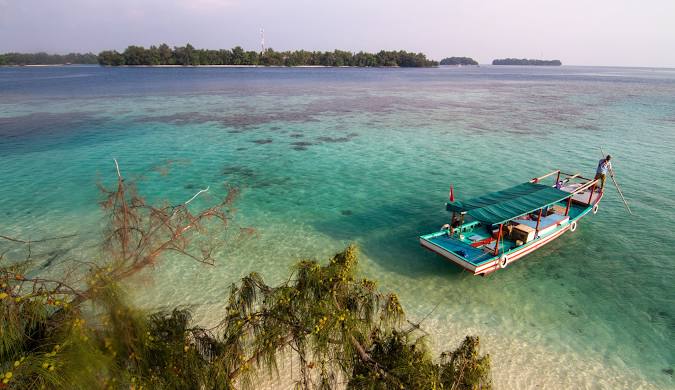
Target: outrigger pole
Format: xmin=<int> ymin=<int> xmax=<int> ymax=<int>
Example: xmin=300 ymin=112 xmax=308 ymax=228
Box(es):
xmin=600 ymin=147 xmax=633 ymax=215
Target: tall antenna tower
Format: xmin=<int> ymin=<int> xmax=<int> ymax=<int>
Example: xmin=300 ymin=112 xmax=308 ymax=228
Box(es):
xmin=260 ymin=28 xmax=265 ymax=54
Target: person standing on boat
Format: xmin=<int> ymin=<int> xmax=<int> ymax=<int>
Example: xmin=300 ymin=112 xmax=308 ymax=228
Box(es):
xmin=595 ymin=155 xmax=612 ymax=190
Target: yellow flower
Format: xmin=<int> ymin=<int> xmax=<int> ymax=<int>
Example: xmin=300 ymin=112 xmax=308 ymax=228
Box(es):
xmin=0 ymin=292 xmax=8 ymax=299
xmin=48 ymin=365 xmax=55 ymax=372
xmin=42 ymin=363 xmax=49 ymax=369
xmin=14 ymin=361 xmax=20 ymax=367
xmin=4 ymin=372 xmax=12 ymax=379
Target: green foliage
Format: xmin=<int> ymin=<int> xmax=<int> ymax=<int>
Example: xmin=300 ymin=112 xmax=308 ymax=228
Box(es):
xmin=1 ymin=246 xmax=491 ymax=389
xmin=492 ymin=58 xmax=562 ymax=66
xmin=0 ymin=267 xmax=110 ymax=389
xmin=1 ymin=167 xmax=490 ymax=389
xmin=0 ymin=52 xmax=98 ymax=65
xmin=439 ymin=336 xmax=492 ymax=390
xmin=440 ymin=57 xmax=479 ymax=66
xmin=349 ymin=331 xmax=437 ymax=389
xmin=349 ymin=333 xmax=492 ymax=389
xmin=97 ymin=50 xmax=125 ymax=66
xmin=94 ymin=43 xmax=438 ymax=67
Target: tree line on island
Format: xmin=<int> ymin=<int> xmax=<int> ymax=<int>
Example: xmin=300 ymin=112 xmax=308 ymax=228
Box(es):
xmin=1 ymin=48 xmax=563 ymax=68
xmin=439 ymin=57 xmax=478 ymax=66
xmin=492 ymin=58 xmax=562 ymax=66
xmin=97 ymin=43 xmax=438 ymax=67
xmin=0 ymin=162 xmax=492 ymax=389
xmin=0 ymin=52 xmax=98 ymax=65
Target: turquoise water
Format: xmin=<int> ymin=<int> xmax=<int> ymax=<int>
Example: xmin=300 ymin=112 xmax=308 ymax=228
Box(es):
xmin=1 ymin=65 xmax=674 ymax=388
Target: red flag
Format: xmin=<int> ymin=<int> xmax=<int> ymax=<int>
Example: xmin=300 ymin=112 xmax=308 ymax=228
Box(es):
xmin=449 ymin=185 xmax=455 ymax=202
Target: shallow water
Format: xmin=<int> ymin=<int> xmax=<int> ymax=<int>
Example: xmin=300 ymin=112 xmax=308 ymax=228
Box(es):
xmin=1 ymin=65 xmax=674 ymax=388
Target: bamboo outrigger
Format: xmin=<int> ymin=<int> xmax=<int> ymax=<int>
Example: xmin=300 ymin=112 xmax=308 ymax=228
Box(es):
xmin=419 ymin=170 xmax=603 ymax=276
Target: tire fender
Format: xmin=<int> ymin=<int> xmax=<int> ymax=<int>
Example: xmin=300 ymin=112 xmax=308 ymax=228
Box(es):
xmin=499 ymin=254 xmax=509 ymax=269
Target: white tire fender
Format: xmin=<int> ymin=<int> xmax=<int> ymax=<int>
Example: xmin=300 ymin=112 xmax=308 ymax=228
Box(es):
xmin=570 ymin=221 xmax=577 ymax=232
xmin=499 ymin=254 xmax=509 ymax=269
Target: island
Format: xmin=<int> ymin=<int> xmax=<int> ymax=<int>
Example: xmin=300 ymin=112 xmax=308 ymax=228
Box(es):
xmin=0 ymin=52 xmax=98 ymax=65
xmin=96 ymin=44 xmax=438 ymax=67
xmin=440 ymin=57 xmax=478 ymax=66
xmin=492 ymin=58 xmax=562 ymax=66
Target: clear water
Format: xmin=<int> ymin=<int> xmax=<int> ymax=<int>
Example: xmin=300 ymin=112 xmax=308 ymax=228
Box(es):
xmin=1 ymin=65 xmax=674 ymax=389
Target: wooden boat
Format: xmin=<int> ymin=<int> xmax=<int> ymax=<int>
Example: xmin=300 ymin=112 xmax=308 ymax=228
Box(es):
xmin=419 ymin=170 xmax=603 ymax=276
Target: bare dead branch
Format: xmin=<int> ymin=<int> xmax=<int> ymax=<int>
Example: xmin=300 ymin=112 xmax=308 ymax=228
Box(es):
xmin=0 ymin=233 xmax=77 ymax=244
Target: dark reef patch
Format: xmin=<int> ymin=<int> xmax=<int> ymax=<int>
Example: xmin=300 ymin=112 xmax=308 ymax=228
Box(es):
xmin=289 ymin=133 xmax=304 ymax=138
xmin=221 ymin=165 xmax=289 ymax=188
xmin=341 ymin=210 xmax=353 ymax=216
xmin=135 ymin=95 xmax=444 ymax=131
xmin=574 ymin=123 xmax=600 ymax=131
xmin=662 ymin=368 xmax=673 ymax=376
xmin=222 ymin=166 xmax=256 ymax=178
xmin=317 ymin=136 xmax=350 ymax=143
xmin=317 ymin=132 xmax=359 ymax=144
xmin=136 ymin=112 xmax=220 ymax=126
xmin=252 ymin=138 xmax=273 ymax=144
xmin=290 ymin=141 xmax=314 ymax=151
xmin=220 ymin=111 xmax=319 ymax=129
xmin=0 ymin=111 xmax=107 ymax=138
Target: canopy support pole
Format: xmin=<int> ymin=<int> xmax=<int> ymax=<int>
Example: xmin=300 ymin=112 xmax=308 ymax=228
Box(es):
xmin=494 ymin=224 xmax=503 ymax=256
xmin=565 ymin=197 xmax=572 ymax=216
xmin=535 ymin=208 xmax=543 ymax=237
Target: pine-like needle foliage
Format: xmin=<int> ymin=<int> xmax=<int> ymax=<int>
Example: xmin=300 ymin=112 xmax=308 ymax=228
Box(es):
xmin=1 ymin=164 xmax=491 ymax=389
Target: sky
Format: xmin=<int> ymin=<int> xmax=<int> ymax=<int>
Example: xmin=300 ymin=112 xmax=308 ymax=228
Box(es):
xmin=1 ymin=0 xmax=674 ymax=67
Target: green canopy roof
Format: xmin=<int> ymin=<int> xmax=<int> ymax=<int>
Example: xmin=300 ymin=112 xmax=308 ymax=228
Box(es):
xmin=446 ymin=182 xmax=571 ymax=225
